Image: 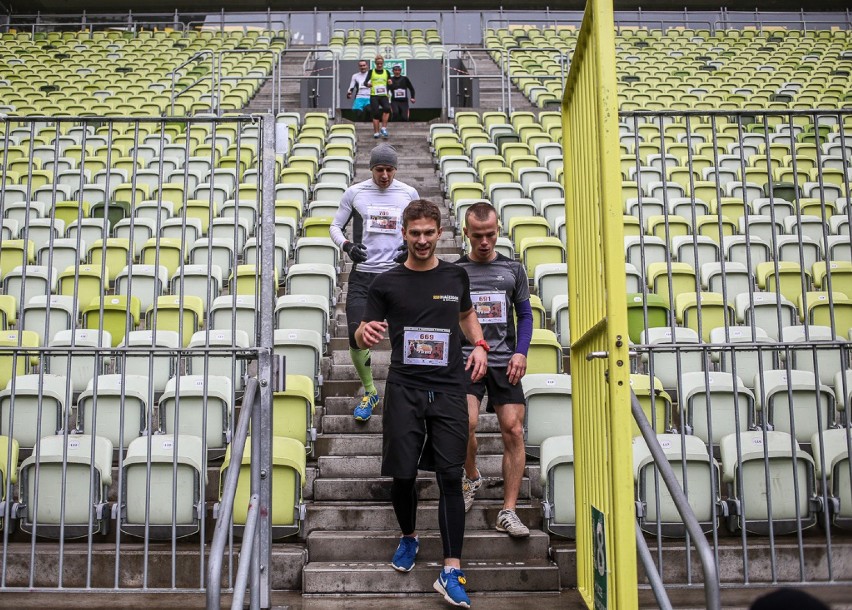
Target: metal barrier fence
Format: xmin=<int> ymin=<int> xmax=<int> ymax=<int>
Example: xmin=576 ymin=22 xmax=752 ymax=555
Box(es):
xmin=621 ymin=108 xmax=852 ymax=591
xmin=561 ymin=0 xmax=638 ymax=608
xmin=0 ymin=114 xmax=279 ymax=597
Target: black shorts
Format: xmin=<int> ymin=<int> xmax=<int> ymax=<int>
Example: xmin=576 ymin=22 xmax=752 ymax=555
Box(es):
xmin=381 ymin=381 xmax=468 ymax=478
xmin=465 ymin=366 xmax=526 ymax=412
xmin=370 ymin=95 xmax=391 ymax=119
xmin=346 ymin=269 xmax=379 ymax=348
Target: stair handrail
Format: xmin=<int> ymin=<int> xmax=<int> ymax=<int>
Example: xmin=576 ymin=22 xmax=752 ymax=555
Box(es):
xmin=170 ymin=50 xmax=216 ymax=116
xmin=215 ymin=49 xmax=281 ymax=115
xmin=443 ymin=47 xmax=506 ymax=120
xmin=631 ymin=391 xmax=721 ymax=610
xmin=206 ymin=377 xmax=258 ymax=610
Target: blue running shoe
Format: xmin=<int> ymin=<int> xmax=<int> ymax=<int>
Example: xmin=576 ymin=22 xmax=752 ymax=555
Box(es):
xmin=391 ymin=535 xmax=419 ymax=572
xmin=434 ymin=568 xmax=471 ymax=608
xmin=380 ymin=127 xmax=389 ymax=139
xmin=353 ymin=391 xmax=378 ymax=421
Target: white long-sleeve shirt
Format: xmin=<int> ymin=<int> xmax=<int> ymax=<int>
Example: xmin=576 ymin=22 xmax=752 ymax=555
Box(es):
xmin=348 ymin=71 xmax=370 ymax=99
xmin=329 ymin=178 xmax=419 ymax=274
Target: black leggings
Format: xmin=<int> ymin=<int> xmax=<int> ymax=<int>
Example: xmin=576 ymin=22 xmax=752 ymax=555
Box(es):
xmin=370 ymin=95 xmax=391 ymax=120
xmin=391 ymin=471 xmax=465 ymax=559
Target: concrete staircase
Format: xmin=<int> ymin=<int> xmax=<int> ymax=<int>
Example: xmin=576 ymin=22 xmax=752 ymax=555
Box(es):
xmin=243 ymin=47 xmax=308 ymax=115
xmin=301 ymin=120 xmax=563 ymax=598
xmin=461 ymin=48 xmax=534 ymax=113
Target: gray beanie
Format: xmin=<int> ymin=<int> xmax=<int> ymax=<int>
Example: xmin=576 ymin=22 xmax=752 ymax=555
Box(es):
xmin=369 ymin=144 xmax=398 ymax=169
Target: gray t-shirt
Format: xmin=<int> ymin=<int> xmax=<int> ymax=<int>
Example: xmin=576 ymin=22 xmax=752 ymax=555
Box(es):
xmin=456 ymin=253 xmax=530 ymax=367
xmin=329 ymin=178 xmax=419 ymax=274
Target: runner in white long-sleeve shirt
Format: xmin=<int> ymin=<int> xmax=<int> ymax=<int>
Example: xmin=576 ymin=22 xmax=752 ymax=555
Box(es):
xmin=329 ymin=144 xmax=419 ymax=420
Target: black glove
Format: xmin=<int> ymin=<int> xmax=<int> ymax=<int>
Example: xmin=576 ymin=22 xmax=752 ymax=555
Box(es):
xmin=343 ymin=241 xmax=368 ymax=263
xmin=394 ymin=242 xmax=408 ymax=264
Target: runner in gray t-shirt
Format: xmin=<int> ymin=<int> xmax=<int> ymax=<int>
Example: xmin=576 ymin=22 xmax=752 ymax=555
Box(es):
xmin=329 ymin=144 xmax=418 ymax=421
xmin=455 ymin=202 xmax=534 ymax=538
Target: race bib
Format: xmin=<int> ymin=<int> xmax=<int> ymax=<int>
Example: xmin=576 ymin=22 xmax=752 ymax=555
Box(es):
xmin=374 ymin=86 xmax=387 ymax=95
xmin=472 ymin=291 xmax=507 ymax=324
xmin=366 ymin=206 xmax=400 ymax=233
xmin=403 ymin=327 xmax=450 ymax=366
xmin=394 ymin=89 xmax=407 ymax=99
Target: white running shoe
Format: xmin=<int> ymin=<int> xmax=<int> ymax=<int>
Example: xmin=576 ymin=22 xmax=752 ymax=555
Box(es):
xmin=496 ymin=509 xmax=530 ymax=538
xmin=462 ymin=471 xmax=482 ymax=513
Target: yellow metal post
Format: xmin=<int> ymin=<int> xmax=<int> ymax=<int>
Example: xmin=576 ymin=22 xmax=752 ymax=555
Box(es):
xmin=562 ymin=0 xmax=637 ymax=608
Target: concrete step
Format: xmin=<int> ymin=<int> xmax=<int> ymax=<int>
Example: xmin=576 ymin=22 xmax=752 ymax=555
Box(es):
xmin=314 ymin=432 xmax=509 ymax=456
xmin=320 ymin=409 xmax=502 ymax=430
xmin=304 ymin=501 xmax=543 ymax=534
xmin=0 ymin=541 xmax=306 ymax=590
xmin=306 ymin=529 xmax=551 ymax=562
xmin=302 ymin=559 xmax=560 ymax=594
xmin=318 ymin=454 xmax=516 ymax=478
xmin=312 ymin=475 xmax=532 ymax=502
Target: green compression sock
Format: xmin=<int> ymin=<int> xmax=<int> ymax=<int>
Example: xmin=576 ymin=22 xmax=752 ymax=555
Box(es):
xmin=349 ymin=347 xmax=376 ymax=395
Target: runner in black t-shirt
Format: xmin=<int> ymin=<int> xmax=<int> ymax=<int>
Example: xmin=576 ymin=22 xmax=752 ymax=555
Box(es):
xmin=388 ymin=64 xmax=415 ymax=122
xmin=356 ymin=199 xmax=487 ymax=609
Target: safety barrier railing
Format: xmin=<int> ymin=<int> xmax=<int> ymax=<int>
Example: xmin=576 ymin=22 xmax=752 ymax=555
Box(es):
xmin=621 ymin=108 xmax=852 ymax=592
xmin=3 ymin=9 xmax=852 ymax=42
xmin=0 ymin=19 xmax=186 ymax=36
xmin=0 ymin=114 xmax=279 ymax=601
xmin=328 ymin=17 xmax=441 ymax=43
xmin=187 ymin=11 xmax=288 ymax=35
xmin=443 ymin=47 xmax=506 ymax=119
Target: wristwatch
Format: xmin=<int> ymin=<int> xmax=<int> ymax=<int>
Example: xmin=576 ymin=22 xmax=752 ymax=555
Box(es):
xmin=474 ymin=339 xmax=490 ymax=352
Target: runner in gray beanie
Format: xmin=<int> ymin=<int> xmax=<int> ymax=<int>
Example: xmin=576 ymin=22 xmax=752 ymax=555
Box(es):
xmin=370 ymin=143 xmax=398 ymax=169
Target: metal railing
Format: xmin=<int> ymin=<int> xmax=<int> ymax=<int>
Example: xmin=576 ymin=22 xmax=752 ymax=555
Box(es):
xmin=632 ymin=393 xmax=721 ymax=609
xmin=622 ymin=108 xmax=852 ymax=593
xmin=275 ymin=47 xmax=339 ymax=116
xmin=207 ymin=378 xmax=257 ymax=610
xmin=443 ymin=47 xmax=506 ymax=119
xmin=0 ymin=114 xmax=279 ymax=600
xmin=170 ymin=51 xmax=217 ymax=116
xmin=216 ymin=49 xmax=281 ymax=116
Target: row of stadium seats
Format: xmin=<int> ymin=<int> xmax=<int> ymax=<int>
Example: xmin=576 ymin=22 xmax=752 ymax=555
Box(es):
xmin=541 ymin=428 xmax=852 ymax=539
xmin=0 ymin=30 xmax=283 ymax=116
xmin=485 ymin=25 xmax=852 ymax=110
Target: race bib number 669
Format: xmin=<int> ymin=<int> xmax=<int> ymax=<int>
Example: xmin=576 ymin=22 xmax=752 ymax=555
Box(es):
xmin=403 ymin=327 xmax=450 ymax=366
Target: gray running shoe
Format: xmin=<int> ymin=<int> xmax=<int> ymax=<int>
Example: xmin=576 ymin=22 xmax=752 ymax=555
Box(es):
xmin=462 ymin=472 xmax=482 ymax=513
xmin=496 ymin=509 xmax=530 ymax=537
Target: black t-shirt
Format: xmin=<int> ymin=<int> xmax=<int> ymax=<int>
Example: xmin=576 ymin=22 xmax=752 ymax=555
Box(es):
xmin=362 ymin=259 xmax=473 ymax=393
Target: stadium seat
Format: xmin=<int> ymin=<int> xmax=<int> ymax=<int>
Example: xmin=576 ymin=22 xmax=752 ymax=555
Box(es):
xmin=76 ymin=373 xmax=150 ymax=449
xmin=159 ymin=375 xmax=233 ymax=450
xmin=118 ymin=330 xmax=180 ymax=396
xmin=630 ymin=374 xmax=672 ymax=436
xmin=273 ymin=329 xmax=323 ymax=392
xmin=753 ymin=369 xmax=836 ymax=445
xmin=46 ymin=329 xmax=111 ymax=394
xmin=523 ymin=373 xmax=572 ymax=458
xmin=18 ymin=434 xmax=113 ymax=538
xmin=721 ymin=430 xmax=817 ymax=535
xmin=0 ymin=373 xmax=67 ymax=449
xmin=811 ymin=428 xmax=852 ymax=531
xmin=633 ymin=434 xmax=720 ymax=536
xmin=638 ymin=327 xmax=703 ymax=394
xmin=219 ymin=436 xmax=306 ymax=538
xmin=0 ymin=435 xmax=18 ymax=531
xmin=539 ymin=435 xmax=574 ymax=538
xmin=270 ymin=374 xmax=316 ymax=450
xmin=120 ymin=434 xmax=206 ymax=539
